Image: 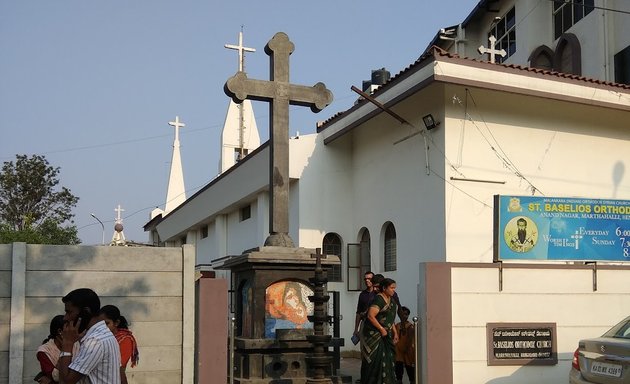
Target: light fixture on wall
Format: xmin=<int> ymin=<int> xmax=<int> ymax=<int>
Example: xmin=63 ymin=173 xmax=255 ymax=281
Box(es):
xmin=422 ymin=114 xmax=440 ymax=130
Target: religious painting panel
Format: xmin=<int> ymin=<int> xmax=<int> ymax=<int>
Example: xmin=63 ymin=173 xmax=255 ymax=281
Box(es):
xmin=239 ymin=279 xmax=253 ymax=337
xmin=264 ymin=280 xmax=314 ymax=338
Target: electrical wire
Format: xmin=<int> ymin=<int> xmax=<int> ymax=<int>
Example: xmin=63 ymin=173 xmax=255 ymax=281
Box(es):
xmin=1 ymin=91 xmax=361 ymax=161
xmin=429 ymin=167 xmax=492 ymax=209
xmin=462 ymin=88 xmax=544 ymax=196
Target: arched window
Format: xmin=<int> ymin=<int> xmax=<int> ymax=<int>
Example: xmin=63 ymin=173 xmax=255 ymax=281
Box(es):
xmin=383 ymin=222 xmax=397 ymax=271
xmin=553 ymin=33 xmax=582 ymax=75
xmin=322 ymin=233 xmax=342 ymax=282
xmin=529 ymin=45 xmax=554 ymax=71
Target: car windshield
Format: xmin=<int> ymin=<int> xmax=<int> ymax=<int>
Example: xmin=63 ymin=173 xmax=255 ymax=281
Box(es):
xmin=603 ymin=316 xmax=630 ymax=339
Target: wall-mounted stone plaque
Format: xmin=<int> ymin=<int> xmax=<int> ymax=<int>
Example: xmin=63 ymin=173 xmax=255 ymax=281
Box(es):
xmin=487 ymin=322 xmax=557 ymax=366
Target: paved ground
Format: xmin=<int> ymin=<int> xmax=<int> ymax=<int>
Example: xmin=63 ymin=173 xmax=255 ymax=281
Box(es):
xmin=337 ymin=357 xmax=360 ymax=382
xmin=338 ymin=357 xmax=413 ymax=384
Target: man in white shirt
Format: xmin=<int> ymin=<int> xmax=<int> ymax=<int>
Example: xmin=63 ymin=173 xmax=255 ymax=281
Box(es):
xmin=58 ymin=288 xmax=121 ymax=384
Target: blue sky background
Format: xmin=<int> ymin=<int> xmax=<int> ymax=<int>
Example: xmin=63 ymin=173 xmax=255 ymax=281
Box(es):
xmin=0 ymin=1 xmax=478 ymax=245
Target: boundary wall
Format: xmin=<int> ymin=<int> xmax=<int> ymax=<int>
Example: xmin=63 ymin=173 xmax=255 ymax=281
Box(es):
xmin=419 ymin=262 xmax=630 ymax=384
xmin=0 ymin=242 xmax=195 ymax=384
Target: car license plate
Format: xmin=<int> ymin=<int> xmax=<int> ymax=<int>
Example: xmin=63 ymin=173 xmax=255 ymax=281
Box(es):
xmin=591 ymin=361 xmax=622 ymax=378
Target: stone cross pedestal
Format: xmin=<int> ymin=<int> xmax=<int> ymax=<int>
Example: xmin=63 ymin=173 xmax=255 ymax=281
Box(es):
xmin=224 ymin=32 xmax=333 ymax=248
xmin=213 ymin=246 xmax=348 ymax=384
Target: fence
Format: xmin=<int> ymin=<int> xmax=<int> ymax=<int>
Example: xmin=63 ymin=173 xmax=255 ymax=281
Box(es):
xmin=0 ymin=242 xmax=195 ymax=384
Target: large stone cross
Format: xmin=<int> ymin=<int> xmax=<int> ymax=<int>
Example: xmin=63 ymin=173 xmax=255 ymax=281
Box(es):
xmin=224 ymin=32 xmax=333 ymax=247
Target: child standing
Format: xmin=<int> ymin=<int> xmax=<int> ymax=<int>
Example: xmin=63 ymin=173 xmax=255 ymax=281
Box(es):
xmin=395 ymin=306 xmax=415 ymax=384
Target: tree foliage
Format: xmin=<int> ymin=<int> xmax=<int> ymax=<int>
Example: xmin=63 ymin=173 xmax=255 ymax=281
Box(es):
xmin=0 ymin=154 xmax=80 ymax=245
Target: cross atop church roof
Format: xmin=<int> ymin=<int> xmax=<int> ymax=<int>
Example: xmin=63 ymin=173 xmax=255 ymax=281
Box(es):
xmin=478 ymin=35 xmax=506 ymax=64
xmin=168 ymin=116 xmax=185 ymax=143
xmin=225 ymin=28 xmax=256 ymax=72
xmin=114 ymin=204 xmax=125 ymax=223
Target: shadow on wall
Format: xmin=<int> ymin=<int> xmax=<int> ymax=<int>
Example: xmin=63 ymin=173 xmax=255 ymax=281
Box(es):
xmin=612 ymin=161 xmax=625 ymax=198
xmin=1 ymin=243 xmax=187 ymax=380
xmin=485 ymin=352 xmax=573 ymax=384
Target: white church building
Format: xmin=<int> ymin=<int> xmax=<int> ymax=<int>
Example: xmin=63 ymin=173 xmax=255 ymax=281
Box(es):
xmin=145 ymin=1 xmax=630 ymax=383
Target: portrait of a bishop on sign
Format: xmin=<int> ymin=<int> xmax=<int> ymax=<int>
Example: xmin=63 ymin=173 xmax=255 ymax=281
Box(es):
xmin=505 ymin=216 xmax=538 ymax=253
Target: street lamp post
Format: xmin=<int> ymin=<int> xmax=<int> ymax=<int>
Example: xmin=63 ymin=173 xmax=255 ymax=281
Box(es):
xmin=90 ymin=213 xmax=105 ymax=245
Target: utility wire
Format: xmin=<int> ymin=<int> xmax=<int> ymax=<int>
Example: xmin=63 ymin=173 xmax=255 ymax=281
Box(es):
xmin=0 ymin=123 xmax=221 ymax=160
xmin=78 ymin=179 xmax=209 ymax=231
xmin=429 ymin=167 xmax=492 ymax=208
xmin=0 ymin=94 xmax=360 ymax=161
xmin=459 ymin=88 xmax=544 ymax=196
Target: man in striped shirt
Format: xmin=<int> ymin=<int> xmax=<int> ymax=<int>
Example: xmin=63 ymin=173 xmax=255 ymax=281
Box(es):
xmin=58 ymin=288 xmax=121 ymax=384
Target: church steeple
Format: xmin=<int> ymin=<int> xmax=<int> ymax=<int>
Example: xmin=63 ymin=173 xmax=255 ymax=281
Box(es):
xmin=220 ymin=29 xmax=261 ymax=173
xmin=165 ymin=116 xmax=186 ymax=213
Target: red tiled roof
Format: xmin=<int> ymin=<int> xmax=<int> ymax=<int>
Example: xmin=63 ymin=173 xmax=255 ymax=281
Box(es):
xmin=431 ymin=47 xmax=630 ymax=90
xmin=317 ymin=46 xmax=630 ymax=132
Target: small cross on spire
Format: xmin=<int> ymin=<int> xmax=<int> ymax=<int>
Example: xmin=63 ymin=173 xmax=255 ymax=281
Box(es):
xmin=168 ymin=116 xmax=185 ymax=143
xmin=478 ymin=35 xmax=507 ymax=64
xmin=114 ymin=204 xmax=125 ymax=223
xmin=225 ymin=27 xmax=256 ymax=72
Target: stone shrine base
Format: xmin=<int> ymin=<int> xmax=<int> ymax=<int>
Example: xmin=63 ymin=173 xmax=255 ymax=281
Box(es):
xmin=233 ymin=335 xmax=351 ymax=384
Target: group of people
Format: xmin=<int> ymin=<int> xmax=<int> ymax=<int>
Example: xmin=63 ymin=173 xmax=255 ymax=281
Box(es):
xmin=35 ymin=288 xmax=139 ymax=384
xmin=354 ymin=271 xmax=415 ymax=384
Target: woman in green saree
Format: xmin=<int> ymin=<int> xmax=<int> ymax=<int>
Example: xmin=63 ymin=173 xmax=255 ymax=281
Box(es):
xmin=360 ymin=278 xmax=399 ymax=384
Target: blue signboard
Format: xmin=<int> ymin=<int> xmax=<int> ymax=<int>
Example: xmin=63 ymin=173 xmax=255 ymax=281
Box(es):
xmin=495 ymin=196 xmax=630 ymax=261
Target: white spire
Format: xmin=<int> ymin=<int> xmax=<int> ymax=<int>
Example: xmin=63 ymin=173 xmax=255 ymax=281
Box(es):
xmin=220 ymin=29 xmax=261 ymax=173
xmin=165 ymin=116 xmax=186 ymax=213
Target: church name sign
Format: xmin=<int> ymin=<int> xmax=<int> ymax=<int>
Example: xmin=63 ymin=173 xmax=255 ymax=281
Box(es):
xmin=494 ymin=195 xmax=630 ymax=261
xmin=487 ymin=322 xmax=557 ymax=366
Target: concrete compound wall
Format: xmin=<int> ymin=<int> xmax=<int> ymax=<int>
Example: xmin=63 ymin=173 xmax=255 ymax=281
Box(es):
xmin=419 ymin=262 xmax=630 ymax=384
xmin=0 ymin=242 xmax=195 ymax=384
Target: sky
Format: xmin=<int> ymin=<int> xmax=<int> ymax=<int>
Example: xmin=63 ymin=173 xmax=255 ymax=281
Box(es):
xmin=0 ymin=0 xmax=479 ymax=245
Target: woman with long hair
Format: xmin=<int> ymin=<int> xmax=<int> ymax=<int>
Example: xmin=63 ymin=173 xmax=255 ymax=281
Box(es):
xmin=99 ymin=305 xmax=139 ymax=384
xmin=35 ymin=315 xmax=79 ymax=384
xmin=360 ymin=278 xmax=399 ymax=384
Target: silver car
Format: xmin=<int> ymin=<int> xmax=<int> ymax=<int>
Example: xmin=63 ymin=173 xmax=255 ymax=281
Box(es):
xmin=570 ymin=315 xmax=630 ymax=383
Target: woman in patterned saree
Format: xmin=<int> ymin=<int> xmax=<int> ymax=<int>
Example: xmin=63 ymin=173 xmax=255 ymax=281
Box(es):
xmin=360 ymin=278 xmax=399 ymax=384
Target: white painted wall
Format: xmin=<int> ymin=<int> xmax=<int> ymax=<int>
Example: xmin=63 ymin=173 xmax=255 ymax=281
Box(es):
xmin=226 ymin=201 xmax=258 ymax=253
xmin=450 ymin=265 xmax=630 ymax=384
xmin=442 ymin=82 xmax=630 ymax=263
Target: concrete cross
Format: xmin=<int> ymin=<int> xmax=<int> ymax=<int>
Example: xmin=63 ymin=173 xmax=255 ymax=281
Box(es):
xmin=478 ymin=35 xmax=506 ymax=64
xmin=114 ymin=204 xmax=125 ymax=223
xmin=224 ymin=32 xmax=333 ymax=247
xmin=225 ymin=29 xmax=256 ymax=72
xmin=168 ymin=116 xmax=185 ymax=143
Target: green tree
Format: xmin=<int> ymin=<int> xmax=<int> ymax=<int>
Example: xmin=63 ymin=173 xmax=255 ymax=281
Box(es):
xmin=0 ymin=154 xmax=80 ymax=245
